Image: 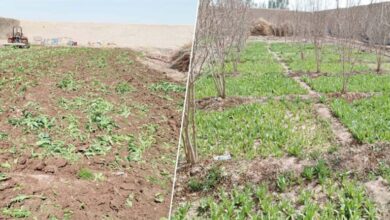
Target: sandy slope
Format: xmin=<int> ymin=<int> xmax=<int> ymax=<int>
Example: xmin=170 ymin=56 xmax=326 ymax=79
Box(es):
xmin=14 ymin=20 xmax=193 ymax=50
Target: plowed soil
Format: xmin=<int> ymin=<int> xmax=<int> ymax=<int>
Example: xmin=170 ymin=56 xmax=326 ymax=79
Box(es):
xmin=0 ymin=46 xmax=184 ymax=219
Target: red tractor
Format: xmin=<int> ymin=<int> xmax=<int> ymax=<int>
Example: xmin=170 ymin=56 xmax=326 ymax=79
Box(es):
xmin=6 ymin=26 xmax=30 ymax=48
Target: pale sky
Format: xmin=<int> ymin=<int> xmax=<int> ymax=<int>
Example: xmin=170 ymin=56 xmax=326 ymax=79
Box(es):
xmin=0 ymin=0 xmax=198 ymax=25
xmin=253 ymin=0 xmax=390 ymax=10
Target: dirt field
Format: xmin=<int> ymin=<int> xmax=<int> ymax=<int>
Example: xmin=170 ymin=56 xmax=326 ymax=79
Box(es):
xmin=0 ymin=45 xmax=185 ymax=219
xmin=20 ymin=20 xmax=193 ymax=50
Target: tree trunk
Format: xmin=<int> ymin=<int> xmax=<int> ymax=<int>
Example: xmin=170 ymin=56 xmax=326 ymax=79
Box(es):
xmin=314 ymin=38 xmax=321 ymax=73
xmin=376 ymin=46 xmax=382 ymax=73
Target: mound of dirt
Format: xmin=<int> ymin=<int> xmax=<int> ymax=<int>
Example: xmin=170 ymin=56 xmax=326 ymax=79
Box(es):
xmin=170 ymin=43 xmax=191 ymax=72
xmin=250 ymin=18 xmax=274 ymax=36
xmin=0 ymin=17 xmax=20 ymax=38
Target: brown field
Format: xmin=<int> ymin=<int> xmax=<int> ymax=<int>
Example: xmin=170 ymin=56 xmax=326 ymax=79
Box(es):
xmin=0 ymin=18 xmax=191 ymax=219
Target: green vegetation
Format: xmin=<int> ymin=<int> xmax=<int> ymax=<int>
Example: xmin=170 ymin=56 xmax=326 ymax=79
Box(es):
xmin=8 ymin=111 xmax=55 ymax=132
xmin=0 ymin=45 xmax=183 ymax=219
xmin=188 ymin=166 xmax=223 ymax=192
xmin=182 ymin=179 xmax=375 ymax=219
xmin=57 ymin=73 xmax=79 ymax=91
xmin=77 ymin=168 xmax=95 ymax=180
xmin=0 ymin=132 xmax=8 ymax=140
xmin=0 ymin=173 xmax=8 ymax=182
xmin=0 ymin=47 xmax=177 ymax=162
xmin=270 ymin=43 xmax=389 ymax=74
xmin=149 ymin=81 xmax=186 ymax=93
xmin=331 ymin=95 xmax=390 ymax=143
xmin=126 ymin=124 xmax=158 ymax=162
xmin=196 ymin=99 xmax=335 ymax=159
xmin=271 ymin=42 xmax=390 ymax=94
xmin=2 ymin=208 xmax=31 ymax=218
xmin=179 ymin=40 xmax=389 ymax=219
xmin=377 ymin=162 xmax=390 ymax=183
xmin=303 ymin=74 xmax=390 ymax=93
xmin=176 ymin=161 xmax=376 ymax=219
xmin=196 ymin=42 xmax=306 ymax=98
xmin=115 ymin=82 xmax=134 ymax=94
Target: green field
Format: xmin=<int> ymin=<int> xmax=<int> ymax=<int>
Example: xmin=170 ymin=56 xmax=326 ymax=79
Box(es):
xmin=174 ymin=41 xmax=389 ymax=219
xmin=331 ymin=95 xmax=390 ymax=143
xmin=196 ymin=43 xmax=307 ymax=98
xmin=270 ymin=43 xmax=390 ymax=74
xmin=196 ymin=99 xmax=335 ymax=159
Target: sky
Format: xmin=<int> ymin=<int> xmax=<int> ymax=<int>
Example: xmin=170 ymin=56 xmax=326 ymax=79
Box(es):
xmin=253 ymin=0 xmax=390 ymax=10
xmin=0 ymin=0 xmax=198 ymax=25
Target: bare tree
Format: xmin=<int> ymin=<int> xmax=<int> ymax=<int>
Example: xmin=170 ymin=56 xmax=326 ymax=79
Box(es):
xmin=334 ymin=0 xmax=363 ymax=94
xmin=181 ymin=0 xmax=215 ymax=164
xmin=366 ymin=1 xmax=390 ymax=73
xmin=308 ymin=0 xmax=326 ymax=73
xmin=292 ymin=2 xmax=310 ymax=60
xmin=231 ymin=1 xmax=251 ymax=74
xmin=208 ymin=1 xmax=233 ymax=99
xmin=181 ymin=0 xmax=251 ymax=164
xmin=205 ymin=0 xmax=251 ymax=99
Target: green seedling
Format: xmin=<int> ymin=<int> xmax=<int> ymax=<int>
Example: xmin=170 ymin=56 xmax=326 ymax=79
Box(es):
xmin=77 ymin=168 xmax=94 ymax=180
xmin=2 ymin=208 xmax=31 ymax=218
xmin=115 ymin=82 xmax=134 ymax=94
xmin=149 ymin=82 xmax=185 ymax=93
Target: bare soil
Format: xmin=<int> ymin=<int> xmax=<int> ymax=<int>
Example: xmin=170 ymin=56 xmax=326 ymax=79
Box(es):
xmin=327 ymin=92 xmax=377 ymax=102
xmin=365 ymin=178 xmax=390 ymax=219
xmin=0 ymin=47 xmax=184 ymax=219
xmin=18 ymin=20 xmax=194 ymax=50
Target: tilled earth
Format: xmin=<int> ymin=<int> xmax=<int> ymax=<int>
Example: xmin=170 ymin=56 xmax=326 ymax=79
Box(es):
xmin=0 ymin=46 xmax=185 ymax=219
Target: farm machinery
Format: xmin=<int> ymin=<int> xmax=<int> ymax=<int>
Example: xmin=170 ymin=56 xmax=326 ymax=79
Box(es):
xmin=5 ymin=26 xmax=30 ymax=48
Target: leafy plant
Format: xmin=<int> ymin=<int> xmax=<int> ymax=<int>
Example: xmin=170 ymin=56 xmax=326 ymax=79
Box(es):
xmin=115 ymin=82 xmax=134 ymax=94
xmin=85 ymin=136 xmax=113 ymax=156
xmin=0 ymin=132 xmax=7 ymax=140
xmin=149 ymin=82 xmax=185 ymax=93
xmin=331 ymin=95 xmax=390 ymax=143
xmin=0 ymin=173 xmax=8 ymax=182
xmin=77 ymin=168 xmax=94 ymax=180
xmin=8 ymin=111 xmax=55 ymax=132
xmin=187 ymin=166 xmax=222 ymax=192
xmin=2 ymin=208 xmax=31 ymax=218
xmin=196 ymin=100 xmax=334 ymax=159
xmin=276 ymin=175 xmax=289 ymax=192
xmin=57 ymin=73 xmax=79 ymax=91
xmin=302 ymin=166 xmax=316 ymax=181
xmin=86 ymin=98 xmax=117 ymax=132
xmin=196 ymin=43 xmax=307 ymax=98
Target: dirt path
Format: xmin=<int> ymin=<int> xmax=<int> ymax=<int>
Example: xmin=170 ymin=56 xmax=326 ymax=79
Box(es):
xmin=136 ymin=50 xmax=187 ymax=82
xmin=267 ymin=44 xmax=355 ymax=146
xmin=196 ymin=94 xmax=319 ymax=111
xmin=266 ymin=43 xmax=390 ymax=218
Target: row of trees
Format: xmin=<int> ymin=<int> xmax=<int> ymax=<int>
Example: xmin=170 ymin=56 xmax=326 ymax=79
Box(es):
xmin=253 ymin=0 xmax=289 ymax=9
xmin=182 ymin=0 xmax=251 ymax=164
xmin=181 ymin=0 xmax=390 ymax=164
xmin=290 ymin=0 xmax=390 ymax=93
